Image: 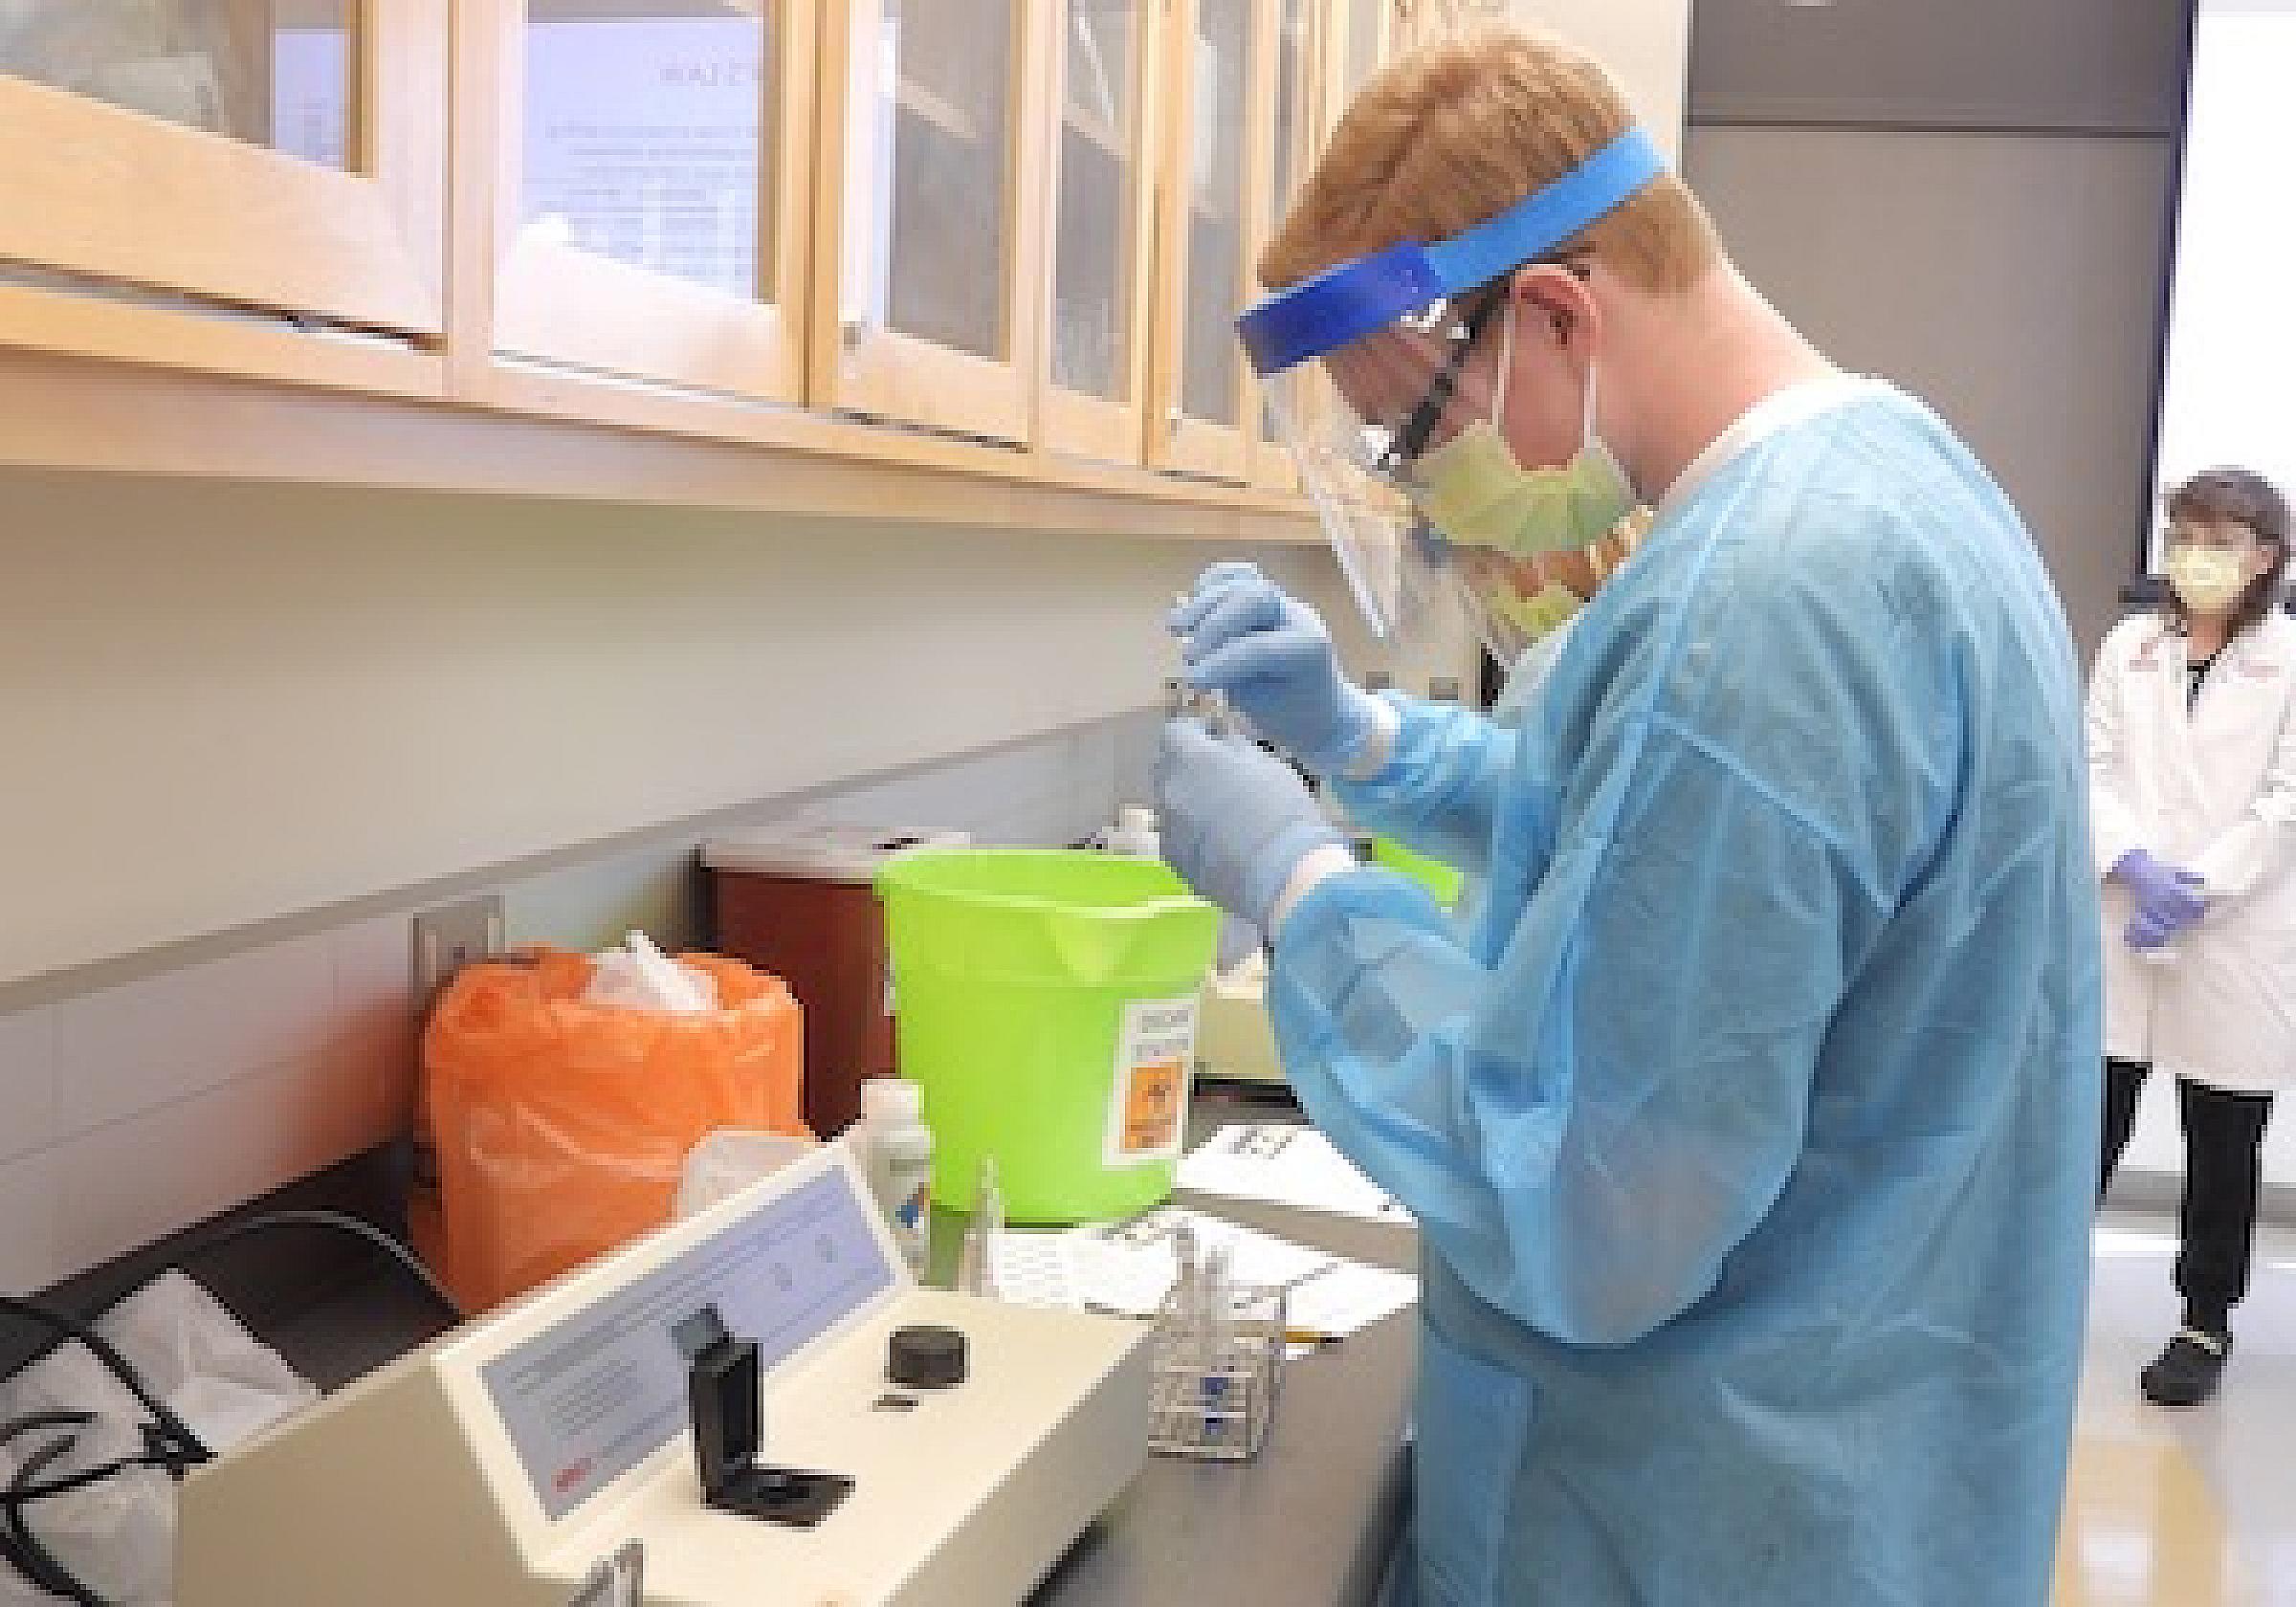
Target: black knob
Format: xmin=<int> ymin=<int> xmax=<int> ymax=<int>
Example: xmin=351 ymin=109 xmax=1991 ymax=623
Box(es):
xmin=888 ymin=1324 xmax=967 ymax=1389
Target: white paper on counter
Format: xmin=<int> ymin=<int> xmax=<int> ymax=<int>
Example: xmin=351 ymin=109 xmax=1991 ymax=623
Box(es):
xmin=983 ymin=1229 xmax=1172 ymax=1316
xmin=986 ymin=1232 xmax=1084 ymax=1310
xmin=1056 ymin=1208 xmax=1418 ymax=1337
xmin=1178 ymin=1123 xmax=1414 ymax=1224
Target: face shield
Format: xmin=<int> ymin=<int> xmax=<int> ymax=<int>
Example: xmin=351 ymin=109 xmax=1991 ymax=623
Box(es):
xmin=1237 ymin=128 xmax=1667 ymax=668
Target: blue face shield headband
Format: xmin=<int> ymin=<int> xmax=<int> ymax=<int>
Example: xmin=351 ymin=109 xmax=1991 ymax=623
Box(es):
xmin=1231 ymin=127 xmax=1669 ymax=654
xmin=1235 ymin=127 xmax=1668 ymax=379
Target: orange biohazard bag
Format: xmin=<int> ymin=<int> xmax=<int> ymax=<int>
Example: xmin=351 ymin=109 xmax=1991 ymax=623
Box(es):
xmin=412 ymin=948 xmax=806 ymax=1312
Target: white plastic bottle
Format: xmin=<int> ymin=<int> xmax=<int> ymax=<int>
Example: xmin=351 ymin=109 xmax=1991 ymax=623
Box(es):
xmin=1104 ymin=805 xmax=1161 ymax=859
xmin=858 ymin=1078 xmax=934 ymax=1279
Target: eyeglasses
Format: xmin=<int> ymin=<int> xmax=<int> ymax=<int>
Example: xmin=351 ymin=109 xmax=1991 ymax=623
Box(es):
xmin=1373 ymin=289 xmax=1507 ymax=476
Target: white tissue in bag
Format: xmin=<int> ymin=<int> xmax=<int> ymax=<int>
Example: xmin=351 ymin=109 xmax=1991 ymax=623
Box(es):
xmin=0 ymin=1272 xmax=316 ymax=1604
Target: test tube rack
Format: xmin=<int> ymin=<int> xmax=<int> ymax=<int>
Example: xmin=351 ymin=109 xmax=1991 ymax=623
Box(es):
xmin=1147 ymin=1282 xmax=1287 ymax=1462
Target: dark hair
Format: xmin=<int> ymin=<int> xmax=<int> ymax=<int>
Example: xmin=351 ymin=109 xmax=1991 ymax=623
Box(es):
xmin=2164 ymin=467 xmax=2291 ymax=640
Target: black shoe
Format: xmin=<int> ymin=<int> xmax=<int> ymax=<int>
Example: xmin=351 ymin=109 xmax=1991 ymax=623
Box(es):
xmin=2140 ymin=1328 xmax=2231 ymax=1407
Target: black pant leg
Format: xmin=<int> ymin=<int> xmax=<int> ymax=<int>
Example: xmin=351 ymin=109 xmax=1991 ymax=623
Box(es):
xmin=2101 ymin=1059 xmax=2149 ymax=1200
xmin=2174 ymin=1076 xmax=2275 ymax=1332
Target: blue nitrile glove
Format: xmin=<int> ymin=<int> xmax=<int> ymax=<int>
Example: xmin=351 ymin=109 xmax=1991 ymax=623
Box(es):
xmin=1168 ymin=562 xmax=1383 ymax=773
xmin=1155 ymin=718 xmax=1344 ymax=934
xmin=2112 ymin=848 xmax=2207 ymax=951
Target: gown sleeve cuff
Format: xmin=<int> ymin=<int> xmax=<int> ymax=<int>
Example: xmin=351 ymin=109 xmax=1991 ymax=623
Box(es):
xmin=1341 ymin=695 xmax=1402 ymax=781
xmin=1266 ymin=844 xmax=1362 ymax=937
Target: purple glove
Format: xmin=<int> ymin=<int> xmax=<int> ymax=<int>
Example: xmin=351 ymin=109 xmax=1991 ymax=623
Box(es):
xmin=2111 ymin=849 xmax=2207 ymax=951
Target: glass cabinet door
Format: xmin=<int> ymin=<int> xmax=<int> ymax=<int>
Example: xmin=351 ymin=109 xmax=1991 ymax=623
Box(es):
xmin=812 ymin=0 xmax=1050 ymax=443
xmin=0 ymin=2 xmax=447 ymax=340
xmin=491 ymin=0 xmax=814 ymax=403
xmin=1147 ymin=0 xmax=1269 ymax=481
xmin=1037 ymin=0 xmax=1159 ymax=464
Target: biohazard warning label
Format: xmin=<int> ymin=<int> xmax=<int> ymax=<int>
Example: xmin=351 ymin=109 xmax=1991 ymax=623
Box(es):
xmin=1104 ymin=995 xmax=1201 ymax=1166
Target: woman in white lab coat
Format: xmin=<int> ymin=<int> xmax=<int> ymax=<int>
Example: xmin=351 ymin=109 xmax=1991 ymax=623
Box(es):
xmin=2092 ymin=467 xmax=2296 ymax=1407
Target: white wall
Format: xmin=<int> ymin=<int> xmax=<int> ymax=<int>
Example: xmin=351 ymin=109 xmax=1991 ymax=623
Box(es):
xmin=0 ymin=468 xmax=1468 ymax=1290
xmin=2154 ymin=5 xmax=2296 ymax=507
xmin=1512 ymin=0 xmax=1692 ymax=162
xmin=0 ymin=713 xmax=1159 ymax=1293
xmin=0 ymin=471 xmax=1460 ymax=991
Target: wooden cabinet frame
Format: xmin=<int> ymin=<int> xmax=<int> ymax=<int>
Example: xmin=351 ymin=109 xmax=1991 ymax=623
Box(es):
xmin=807 ymin=0 xmax=1053 ymax=443
xmin=0 ymin=0 xmax=1475 ymax=536
xmin=0 ymin=2 xmax=448 ymax=348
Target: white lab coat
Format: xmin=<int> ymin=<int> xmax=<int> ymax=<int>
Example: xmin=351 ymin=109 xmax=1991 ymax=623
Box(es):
xmin=2088 ymin=606 xmax=2296 ymax=1092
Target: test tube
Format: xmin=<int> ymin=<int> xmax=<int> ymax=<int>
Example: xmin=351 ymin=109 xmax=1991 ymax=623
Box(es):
xmin=1161 ymin=681 xmax=1238 ymax=737
xmin=1199 ymin=1246 xmax=1236 ymax=1447
xmin=1170 ymin=1222 xmax=1200 ymax=1310
xmin=1160 ymin=1222 xmax=1203 ymax=1445
xmin=956 ymin=1156 xmax=1004 ymax=1298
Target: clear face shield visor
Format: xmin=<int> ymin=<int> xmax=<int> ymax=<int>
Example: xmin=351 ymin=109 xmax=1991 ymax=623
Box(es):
xmin=1237 ymin=128 xmax=1667 ymax=670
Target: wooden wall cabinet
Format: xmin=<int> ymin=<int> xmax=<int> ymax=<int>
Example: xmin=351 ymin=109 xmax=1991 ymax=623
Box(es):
xmin=486 ymin=0 xmax=818 ymax=406
xmin=0 ymin=1 xmax=447 ymax=390
xmin=0 ymin=1 xmax=1513 ymax=534
xmin=807 ymin=0 xmax=1053 ymax=442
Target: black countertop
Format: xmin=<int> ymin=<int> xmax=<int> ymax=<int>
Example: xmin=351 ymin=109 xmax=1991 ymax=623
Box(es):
xmin=1027 ymin=1163 xmax=1418 ymax=1607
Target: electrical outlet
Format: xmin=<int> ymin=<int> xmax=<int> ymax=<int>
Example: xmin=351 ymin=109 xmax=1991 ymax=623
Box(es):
xmin=412 ymin=895 xmax=506 ymax=1002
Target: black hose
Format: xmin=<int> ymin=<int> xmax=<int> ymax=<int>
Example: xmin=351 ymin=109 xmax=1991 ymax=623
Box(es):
xmin=0 ymin=1432 xmax=107 ymax=1606
xmin=0 ymin=1299 xmax=206 ymax=1467
xmin=0 ymin=1206 xmax=458 ymax=1603
xmin=168 ymin=1208 xmax=460 ymax=1322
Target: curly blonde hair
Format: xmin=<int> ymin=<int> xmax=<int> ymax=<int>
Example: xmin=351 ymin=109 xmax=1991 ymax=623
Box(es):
xmin=1259 ymin=28 xmax=1718 ymax=295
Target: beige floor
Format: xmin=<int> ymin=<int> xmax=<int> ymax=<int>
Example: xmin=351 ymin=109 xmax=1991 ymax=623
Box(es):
xmin=2055 ymin=1215 xmax=2296 ymax=1605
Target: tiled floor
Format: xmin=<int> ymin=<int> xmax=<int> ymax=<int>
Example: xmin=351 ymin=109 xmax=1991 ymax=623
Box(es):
xmin=2056 ymin=1214 xmax=2296 ymax=1605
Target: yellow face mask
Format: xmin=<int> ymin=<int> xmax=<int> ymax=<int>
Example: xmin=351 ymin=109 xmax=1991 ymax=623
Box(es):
xmin=1407 ymin=303 xmax=1638 ymax=559
xmin=2165 ymin=542 xmax=2249 ymax=615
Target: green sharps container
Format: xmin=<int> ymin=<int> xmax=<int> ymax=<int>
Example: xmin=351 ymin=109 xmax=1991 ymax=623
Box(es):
xmin=875 ymin=849 xmax=1219 ymax=1222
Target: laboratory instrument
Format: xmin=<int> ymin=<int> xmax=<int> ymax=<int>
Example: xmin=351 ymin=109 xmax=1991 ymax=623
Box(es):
xmin=1194 ymin=951 xmax=1286 ymax=1087
xmin=175 ymin=1143 xmax=1149 ymax=1605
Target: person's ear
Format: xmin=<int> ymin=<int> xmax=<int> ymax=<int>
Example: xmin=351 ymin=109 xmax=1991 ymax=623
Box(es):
xmin=1508 ymin=261 xmax=1601 ymax=355
xmin=2249 ymin=536 xmax=2282 ymax=583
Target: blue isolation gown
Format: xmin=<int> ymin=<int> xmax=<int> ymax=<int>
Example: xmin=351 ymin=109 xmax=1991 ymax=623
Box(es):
xmin=1275 ymin=381 xmax=2102 ymax=1606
